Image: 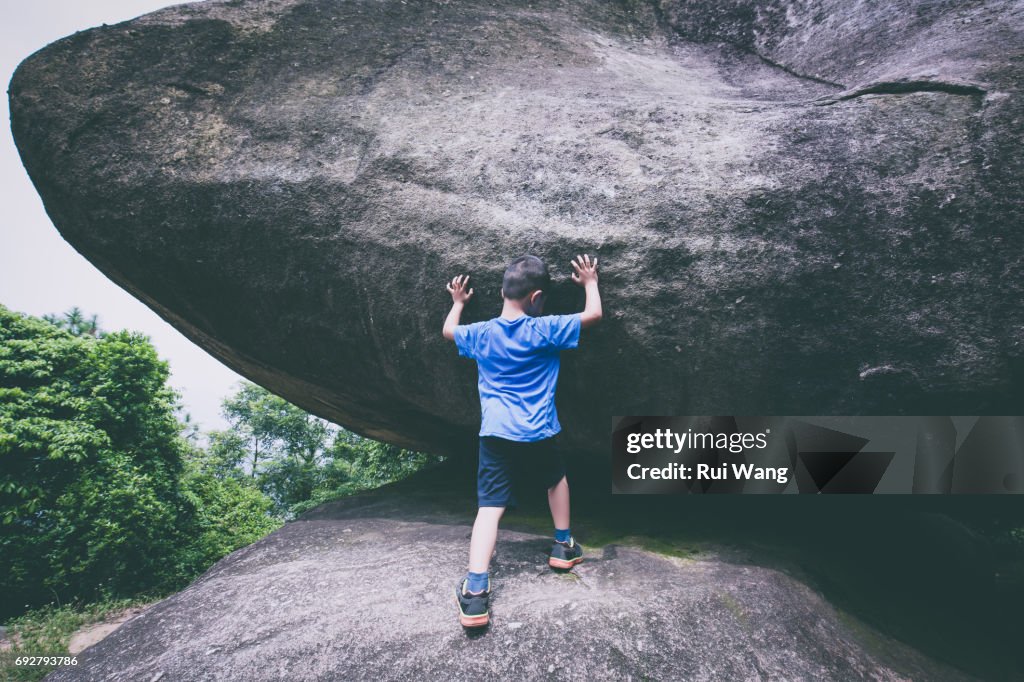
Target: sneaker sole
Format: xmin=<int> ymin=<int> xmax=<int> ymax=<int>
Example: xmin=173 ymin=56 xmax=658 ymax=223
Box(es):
xmin=459 ymin=612 xmax=490 ymax=628
xmin=548 ymin=556 xmax=584 ymax=569
xmin=455 ymin=594 xmax=490 ymax=628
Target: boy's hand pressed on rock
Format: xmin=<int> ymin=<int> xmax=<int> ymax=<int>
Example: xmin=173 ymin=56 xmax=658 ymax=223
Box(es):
xmin=442 ymin=274 xmax=473 ymax=341
xmin=570 ymin=254 xmax=598 ymax=287
xmin=447 ymin=274 xmax=474 ymax=304
xmin=571 ymin=254 xmax=603 ymax=329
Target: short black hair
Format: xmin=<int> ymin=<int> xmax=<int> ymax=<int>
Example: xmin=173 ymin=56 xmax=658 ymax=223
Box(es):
xmin=502 ymin=254 xmax=550 ymax=300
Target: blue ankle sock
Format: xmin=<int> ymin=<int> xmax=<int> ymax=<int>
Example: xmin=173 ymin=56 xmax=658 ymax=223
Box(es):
xmin=466 ymin=571 xmax=488 ymax=593
xmin=554 ymin=527 xmax=571 ymax=543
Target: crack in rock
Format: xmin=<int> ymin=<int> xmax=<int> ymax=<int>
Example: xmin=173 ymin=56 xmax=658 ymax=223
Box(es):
xmin=814 ymin=79 xmax=987 ymax=105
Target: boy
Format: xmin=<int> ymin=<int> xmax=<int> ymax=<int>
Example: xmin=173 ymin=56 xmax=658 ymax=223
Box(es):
xmin=442 ymin=253 xmax=602 ymax=628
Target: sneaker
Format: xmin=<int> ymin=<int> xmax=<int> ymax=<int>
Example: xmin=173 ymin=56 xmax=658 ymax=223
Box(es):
xmin=455 ymin=577 xmax=490 ymax=628
xmin=549 ymin=536 xmax=584 ymax=569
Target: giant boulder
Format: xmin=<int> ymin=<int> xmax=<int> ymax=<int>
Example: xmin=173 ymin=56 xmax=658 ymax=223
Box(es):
xmin=10 ymin=0 xmax=1024 ymax=457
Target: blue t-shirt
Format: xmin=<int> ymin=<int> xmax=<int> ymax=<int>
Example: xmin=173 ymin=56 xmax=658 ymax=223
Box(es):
xmin=454 ymin=313 xmax=582 ymax=442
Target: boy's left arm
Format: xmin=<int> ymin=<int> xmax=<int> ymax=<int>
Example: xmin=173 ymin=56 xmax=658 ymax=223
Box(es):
xmin=442 ymin=274 xmax=474 ymax=341
xmin=571 ymin=254 xmax=602 ymax=329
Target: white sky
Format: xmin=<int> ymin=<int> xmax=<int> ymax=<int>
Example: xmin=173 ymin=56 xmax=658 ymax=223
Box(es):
xmin=1 ymin=0 xmax=243 ymax=434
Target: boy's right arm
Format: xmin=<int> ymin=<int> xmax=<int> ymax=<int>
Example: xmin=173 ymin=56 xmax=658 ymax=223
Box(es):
xmin=442 ymin=274 xmax=474 ymax=340
xmin=571 ymin=254 xmax=602 ymax=329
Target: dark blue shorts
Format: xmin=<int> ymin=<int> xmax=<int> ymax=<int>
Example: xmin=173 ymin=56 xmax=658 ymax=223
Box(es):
xmin=477 ymin=435 xmax=567 ymax=508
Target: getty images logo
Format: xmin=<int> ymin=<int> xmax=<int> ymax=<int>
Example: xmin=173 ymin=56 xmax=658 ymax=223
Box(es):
xmin=624 ymin=427 xmax=770 ymax=455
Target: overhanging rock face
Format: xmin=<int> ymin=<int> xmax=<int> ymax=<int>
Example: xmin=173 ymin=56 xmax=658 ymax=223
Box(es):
xmin=10 ymin=0 xmax=1024 ymax=457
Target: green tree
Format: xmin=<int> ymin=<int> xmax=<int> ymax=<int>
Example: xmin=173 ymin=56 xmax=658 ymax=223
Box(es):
xmin=210 ymin=382 xmax=337 ymax=514
xmin=328 ymin=437 xmax=443 ymax=488
xmin=178 ymin=410 xmax=201 ymax=445
xmin=215 ymin=382 xmax=315 ymax=477
xmin=42 ymin=306 xmax=101 ymax=338
xmin=175 ymin=449 xmax=281 ymax=575
xmin=200 ymin=429 xmax=251 ymax=479
xmin=0 ymin=305 xmax=188 ymax=615
xmin=211 ymin=382 xmax=443 ymax=517
xmin=0 ymin=306 xmax=283 ymax=621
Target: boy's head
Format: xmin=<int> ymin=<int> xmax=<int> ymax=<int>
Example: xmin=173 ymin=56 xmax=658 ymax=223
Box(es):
xmin=502 ymin=254 xmax=550 ymax=315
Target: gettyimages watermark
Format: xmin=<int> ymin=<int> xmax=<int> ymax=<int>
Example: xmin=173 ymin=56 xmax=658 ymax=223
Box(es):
xmin=612 ymin=416 xmax=1024 ymax=494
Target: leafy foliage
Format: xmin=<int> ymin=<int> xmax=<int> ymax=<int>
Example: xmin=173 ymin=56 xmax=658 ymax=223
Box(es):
xmin=0 ymin=595 xmax=153 ymax=682
xmin=0 ymin=305 xmax=442 ymax=626
xmin=0 ymin=306 xmax=188 ymax=612
xmin=210 ymin=381 xmax=444 ymax=517
xmin=41 ymin=306 xmax=100 ymax=338
xmin=329 ymin=434 xmax=443 ymax=489
xmin=174 ymin=452 xmax=281 ymax=573
xmin=0 ymin=307 xmax=276 ymax=618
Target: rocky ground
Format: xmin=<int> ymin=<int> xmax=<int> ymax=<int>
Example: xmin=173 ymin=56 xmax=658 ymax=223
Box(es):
xmin=44 ymin=481 xmax=977 ymax=681
xmin=66 ymin=606 xmax=153 ymax=656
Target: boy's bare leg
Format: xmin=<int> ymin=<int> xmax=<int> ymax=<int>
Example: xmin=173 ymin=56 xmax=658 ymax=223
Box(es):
xmin=547 ymin=475 xmax=570 ymax=531
xmin=468 ymin=506 xmax=505 ymax=574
